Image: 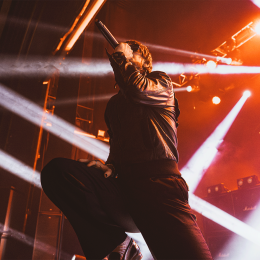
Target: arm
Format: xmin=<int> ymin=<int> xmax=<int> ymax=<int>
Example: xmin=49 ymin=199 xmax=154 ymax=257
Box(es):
xmin=107 ymin=43 xmax=174 ymax=107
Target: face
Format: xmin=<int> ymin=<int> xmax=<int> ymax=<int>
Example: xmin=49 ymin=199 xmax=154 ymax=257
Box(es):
xmin=130 ymin=52 xmax=144 ymax=70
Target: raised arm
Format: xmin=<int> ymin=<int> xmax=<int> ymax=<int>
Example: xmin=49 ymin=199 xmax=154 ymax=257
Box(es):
xmin=107 ymin=42 xmax=175 ymax=107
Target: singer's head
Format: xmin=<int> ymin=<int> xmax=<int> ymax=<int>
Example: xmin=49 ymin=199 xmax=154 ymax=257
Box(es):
xmin=126 ymin=40 xmax=153 ymax=73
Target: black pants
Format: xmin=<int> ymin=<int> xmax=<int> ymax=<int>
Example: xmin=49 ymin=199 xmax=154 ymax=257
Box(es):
xmin=41 ymin=158 xmax=212 ymax=260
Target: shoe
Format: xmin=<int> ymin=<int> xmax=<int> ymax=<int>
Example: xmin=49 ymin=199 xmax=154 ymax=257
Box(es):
xmin=121 ymin=238 xmax=142 ymax=260
xmin=107 ymin=238 xmax=142 ymax=260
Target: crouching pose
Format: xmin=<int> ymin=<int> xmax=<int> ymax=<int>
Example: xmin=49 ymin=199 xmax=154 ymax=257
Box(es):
xmin=41 ymin=40 xmax=212 ymax=260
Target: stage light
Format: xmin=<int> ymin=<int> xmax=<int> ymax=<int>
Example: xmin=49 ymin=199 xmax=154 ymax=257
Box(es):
xmin=173 ymin=87 xmax=191 ymax=92
xmin=226 ymin=58 xmax=232 ymax=65
xmin=65 ymin=0 xmax=106 ymax=51
xmin=0 ymin=149 xmax=41 ymax=187
xmin=252 ymin=0 xmax=260 ymax=8
xmin=181 ymin=92 xmax=250 ymax=193
xmin=237 ymin=175 xmax=259 ymax=189
xmin=0 ymin=84 xmax=109 ymax=161
xmin=255 ymin=21 xmax=260 ymax=35
xmin=71 ymin=255 xmax=86 ymax=260
xmin=97 ymin=130 xmax=105 ymax=137
xmin=212 ymin=96 xmax=221 ymax=105
xmin=186 ymin=86 xmax=192 ymax=92
xmin=243 ymin=90 xmax=251 ymax=97
xmin=207 ymin=183 xmax=229 ymax=196
xmin=206 ymin=60 xmax=217 ymax=69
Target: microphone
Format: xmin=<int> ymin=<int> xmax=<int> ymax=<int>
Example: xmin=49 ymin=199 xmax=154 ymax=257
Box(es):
xmin=95 ymin=20 xmax=119 ymax=49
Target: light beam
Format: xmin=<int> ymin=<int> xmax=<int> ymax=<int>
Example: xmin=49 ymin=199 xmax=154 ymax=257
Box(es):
xmin=251 ymin=0 xmax=260 ymax=8
xmin=222 ymin=199 xmax=260 ymax=259
xmin=181 ymin=92 xmax=250 ymax=193
xmin=153 ymin=63 xmax=260 ymax=75
xmin=190 ymin=194 xmax=260 ymax=246
xmin=0 ymin=223 xmax=71 ymax=260
xmin=0 ymin=149 xmax=41 ymax=188
xmin=147 ymin=43 xmax=231 ymax=64
xmin=0 ymin=84 xmax=109 ymax=161
xmin=1 ymin=57 xmax=260 ymax=78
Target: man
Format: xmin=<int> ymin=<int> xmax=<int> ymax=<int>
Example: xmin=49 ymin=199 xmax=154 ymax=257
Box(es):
xmin=41 ymin=40 xmax=212 ymax=260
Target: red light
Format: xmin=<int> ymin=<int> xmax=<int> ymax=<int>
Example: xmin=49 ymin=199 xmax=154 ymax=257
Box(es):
xmin=255 ymin=21 xmax=260 ymax=35
xmin=212 ymin=96 xmax=221 ymax=104
xmin=186 ymin=86 xmax=192 ymax=92
xmin=243 ymin=90 xmax=251 ymax=97
xmin=206 ymin=60 xmax=217 ymax=69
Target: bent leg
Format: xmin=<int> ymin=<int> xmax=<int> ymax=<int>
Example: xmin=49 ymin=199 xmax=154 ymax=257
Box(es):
xmin=123 ymin=176 xmax=212 ymax=260
xmin=41 ymin=158 xmax=138 ymax=259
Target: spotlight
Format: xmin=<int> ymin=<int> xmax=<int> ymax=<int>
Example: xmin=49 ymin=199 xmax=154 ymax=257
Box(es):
xmin=207 ymin=183 xmax=229 ymax=196
xmin=206 ymin=60 xmax=217 ymax=69
xmin=226 ymin=58 xmax=233 ymax=65
xmin=243 ymin=90 xmax=251 ymax=97
xmin=96 ymin=129 xmax=109 ymax=142
xmin=212 ymin=96 xmax=221 ymax=105
xmin=97 ymin=130 xmax=105 ymax=137
xmin=237 ymin=175 xmax=259 ymax=189
xmin=186 ymin=86 xmax=192 ymax=92
xmin=254 ymin=21 xmax=260 ymax=35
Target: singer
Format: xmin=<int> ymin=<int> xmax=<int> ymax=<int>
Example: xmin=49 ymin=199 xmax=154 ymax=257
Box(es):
xmin=41 ymin=40 xmax=212 ymax=260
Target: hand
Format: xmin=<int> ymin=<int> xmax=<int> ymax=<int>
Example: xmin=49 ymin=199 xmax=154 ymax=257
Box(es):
xmin=78 ymin=159 xmax=113 ymax=178
xmin=114 ymin=42 xmax=133 ymax=60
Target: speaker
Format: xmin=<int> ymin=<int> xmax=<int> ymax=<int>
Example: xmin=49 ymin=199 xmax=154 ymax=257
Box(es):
xmin=60 ymin=217 xmax=84 ymax=259
xmin=207 ymin=234 xmax=260 ymax=260
xmin=232 ymin=185 xmax=260 ymax=221
xmin=207 ymin=234 xmax=233 ymax=260
xmin=32 ymin=191 xmax=84 ymax=260
xmin=203 ymin=192 xmax=235 ymax=235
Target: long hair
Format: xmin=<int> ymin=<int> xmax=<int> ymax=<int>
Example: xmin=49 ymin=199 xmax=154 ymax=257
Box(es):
xmin=126 ymin=40 xmax=153 ymax=73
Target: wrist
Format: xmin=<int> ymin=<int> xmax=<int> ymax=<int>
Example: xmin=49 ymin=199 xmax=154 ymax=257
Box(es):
xmin=105 ymin=163 xmax=118 ymax=178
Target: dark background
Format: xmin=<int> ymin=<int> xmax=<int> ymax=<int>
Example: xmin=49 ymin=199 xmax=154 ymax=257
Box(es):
xmin=0 ymin=0 xmax=260 ymax=258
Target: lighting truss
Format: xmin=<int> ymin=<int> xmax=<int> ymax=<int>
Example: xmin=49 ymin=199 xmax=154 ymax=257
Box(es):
xmin=172 ymin=21 xmax=260 ymax=88
xmin=212 ymin=22 xmax=257 ymax=57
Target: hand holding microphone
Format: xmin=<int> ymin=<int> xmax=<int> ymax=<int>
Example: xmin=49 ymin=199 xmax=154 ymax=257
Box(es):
xmin=114 ymin=42 xmax=133 ymax=60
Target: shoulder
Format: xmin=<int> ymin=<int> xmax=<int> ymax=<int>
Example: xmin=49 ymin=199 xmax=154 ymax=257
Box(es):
xmin=147 ymin=71 xmax=173 ymax=88
xmin=147 ymin=71 xmax=172 ymax=81
xmin=106 ymin=91 xmax=124 ymax=107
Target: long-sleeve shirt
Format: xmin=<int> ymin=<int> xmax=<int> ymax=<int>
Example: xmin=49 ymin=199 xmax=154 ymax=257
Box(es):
xmin=105 ymin=51 xmax=180 ymax=171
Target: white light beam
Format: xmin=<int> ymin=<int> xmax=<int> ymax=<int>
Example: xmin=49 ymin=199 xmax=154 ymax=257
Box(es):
xmin=2 ymin=58 xmax=260 ymax=78
xmin=181 ymin=93 xmax=250 ymax=193
xmin=0 ymin=84 xmax=109 ymax=161
xmin=0 ymin=149 xmax=41 ymax=188
xmin=190 ymin=194 xmax=260 ymax=246
xmin=0 ymin=223 xmax=72 ymax=260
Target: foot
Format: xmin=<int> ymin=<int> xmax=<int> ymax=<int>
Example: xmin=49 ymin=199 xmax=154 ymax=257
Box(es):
xmin=108 ymin=238 xmax=142 ymax=260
